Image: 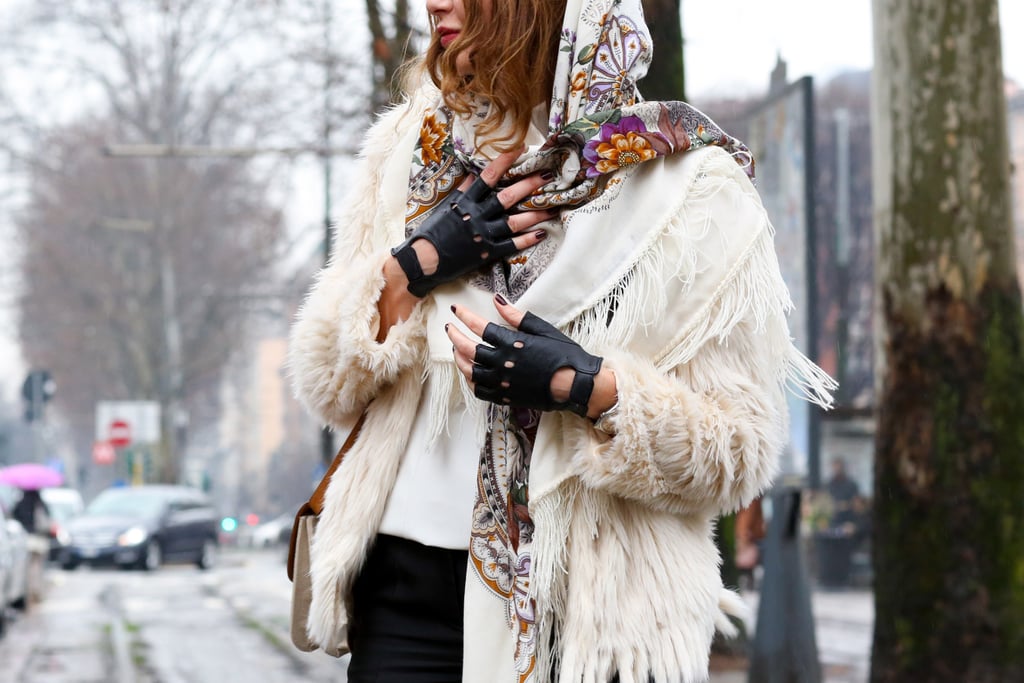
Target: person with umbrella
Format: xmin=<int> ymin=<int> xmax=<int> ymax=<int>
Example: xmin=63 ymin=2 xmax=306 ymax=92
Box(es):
xmin=0 ymin=463 xmax=62 ymax=604
xmin=12 ymin=489 xmax=49 ymax=536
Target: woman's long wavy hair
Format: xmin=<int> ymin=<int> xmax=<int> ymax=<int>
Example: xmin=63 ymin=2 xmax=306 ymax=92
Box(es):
xmin=420 ymin=0 xmax=568 ymax=153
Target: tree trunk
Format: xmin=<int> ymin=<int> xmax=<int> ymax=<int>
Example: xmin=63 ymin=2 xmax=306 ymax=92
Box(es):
xmin=640 ymin=0 xmax=685 ymax=100
xmin=871 ymin=1 xmax=1024 ymax=680
xmin=366 ymin=0 xmax=414 ymax=109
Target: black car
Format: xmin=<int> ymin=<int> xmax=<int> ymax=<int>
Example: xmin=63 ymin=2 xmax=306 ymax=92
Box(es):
xmin=61 ymin=485 xmax=218 ymax=571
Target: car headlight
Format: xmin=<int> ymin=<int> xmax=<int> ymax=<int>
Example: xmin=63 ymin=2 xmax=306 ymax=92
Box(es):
xmin=118 ymin=527 xmax=149 ymax=547
xmin=56 ymin=528 xmax=71 ymax=545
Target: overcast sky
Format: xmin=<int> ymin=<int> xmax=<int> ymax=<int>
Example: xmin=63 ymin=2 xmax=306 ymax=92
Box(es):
xmin=683 ymin=1 xmax=1024 ymax=97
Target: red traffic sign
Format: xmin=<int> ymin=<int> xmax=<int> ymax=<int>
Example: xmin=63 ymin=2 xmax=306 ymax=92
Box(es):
xmin=92 ymin=440 xmax=117 ymax=465
xmin=108 ymin=419 xmax=132 ymax=448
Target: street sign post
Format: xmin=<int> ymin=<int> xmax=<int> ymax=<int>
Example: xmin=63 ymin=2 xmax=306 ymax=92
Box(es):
xmin=95 ymin=401 xmax=160 ymax=483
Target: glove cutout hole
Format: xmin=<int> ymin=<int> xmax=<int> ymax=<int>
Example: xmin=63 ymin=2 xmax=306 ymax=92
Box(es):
xmin=504 ymin=361 xmax=515 ymax=368
xmin=501 ymin=381 xmax=511 ymax=388
xmin=513 ymin=341 xmax=525 ymax=349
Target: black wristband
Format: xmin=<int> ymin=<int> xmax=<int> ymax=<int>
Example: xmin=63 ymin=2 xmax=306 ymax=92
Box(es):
xmin=390 ymin=239 xmax=431 ymax=298
xmin=389 ymin=177 xmax=516 ymax=297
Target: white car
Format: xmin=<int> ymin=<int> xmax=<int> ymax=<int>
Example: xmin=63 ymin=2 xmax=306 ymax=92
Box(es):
xmin=0 ymin=502 xmax=31 ymax=634
xmin=3 ymin=515 xmax=29 ymax=609
xmin=249 ymin=513 xmax=293 ymax=548
xmin=40 ymin=487 xmax=85 ymax=560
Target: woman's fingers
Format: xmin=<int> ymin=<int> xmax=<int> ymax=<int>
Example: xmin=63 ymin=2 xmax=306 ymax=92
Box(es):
xmin=493 ymin=295 xmax=526 ymax=329
xmin=453 ymin=344 xmax=476 ymax=384
xmin=479 ymin=149 xmax=525 ymax=188
xmin=449 ymin=304 xmax=490 ymax=338
xmin=446 ymin=301 xmax=529 ymax=385
xmin=446 ymin=322 xmax=477 ymax=383
xmin=495 ymin=171 xmax=553 ymax=209
xmin=455 ymin=149 xmax=523 ymax=193
xmin=456 ymin=145 xmax=553 ymax=206
xmin=509 ymin=230 xmax=547 ymax=252
xmin=448 ymin=299 xmax=526 ymax=335
xmin=507 ymin=209 xmax=555 ymax=233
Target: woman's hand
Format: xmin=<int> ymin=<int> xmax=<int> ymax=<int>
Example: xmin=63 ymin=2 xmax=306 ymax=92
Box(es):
xmin=390 ymin=149 xmax=554 ymax=297
xmin=446 ymin=295 xmax=618 ymax=419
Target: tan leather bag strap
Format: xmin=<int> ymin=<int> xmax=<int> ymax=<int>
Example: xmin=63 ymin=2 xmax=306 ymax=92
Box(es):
xmin=287 ymin=413 xmax=366 ymax=582
xmin=309 ymin=414 xmax=366 ymax=515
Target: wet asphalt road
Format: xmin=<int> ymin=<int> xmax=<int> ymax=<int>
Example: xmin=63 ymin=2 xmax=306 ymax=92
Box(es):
xmin=0 ymin=548 xmax=347 ymax=683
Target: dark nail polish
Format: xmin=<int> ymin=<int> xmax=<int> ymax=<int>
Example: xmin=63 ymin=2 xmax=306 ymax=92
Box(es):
xmin=495 ymin=293 xmax=508 ymax=306
xmin=535 ymin=230 xmax=548 ymax=241
xmin=451 ymin=305 xmax=457 ymax=313
xmin=540 ymin=170 xmax=555 ymax=181
xmin=445 ymin=323 xmax=449 ymax=332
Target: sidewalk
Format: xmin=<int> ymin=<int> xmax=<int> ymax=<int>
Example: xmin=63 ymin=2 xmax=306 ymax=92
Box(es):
xmin=710 ymin=588 xmax=873 ymax=683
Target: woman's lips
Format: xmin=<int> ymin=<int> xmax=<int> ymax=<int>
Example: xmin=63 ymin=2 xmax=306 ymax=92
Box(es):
xmin=439 ymin=30 xmax=458 ymax=47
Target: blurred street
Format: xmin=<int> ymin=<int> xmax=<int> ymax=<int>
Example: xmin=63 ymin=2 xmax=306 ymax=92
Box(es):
xmin=0 ymin=548 xmax=346 ymax=683
xmin=711 ymin=588 xmax=873 ymax=683
xmin=0 ymin=546 xmax=871 ymax=683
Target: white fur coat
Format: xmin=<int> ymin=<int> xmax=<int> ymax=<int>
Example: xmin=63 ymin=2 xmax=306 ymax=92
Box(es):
xmin=287 ymin=87 xmax=833 ymax=683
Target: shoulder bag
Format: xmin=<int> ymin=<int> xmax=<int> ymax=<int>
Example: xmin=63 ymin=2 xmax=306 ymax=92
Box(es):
xmin=287 ymin=414 xmax=366 ymax=654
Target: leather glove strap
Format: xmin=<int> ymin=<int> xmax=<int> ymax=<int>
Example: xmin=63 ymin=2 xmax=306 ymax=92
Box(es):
xmin=471 ymin=312 xmax=603 ymax=416
xmin=391 ymin=177 xmax=516 ymax=298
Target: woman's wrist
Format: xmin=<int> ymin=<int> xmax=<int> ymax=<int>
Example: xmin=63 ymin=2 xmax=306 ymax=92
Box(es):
xmin=377 ymin=256 xmax=421 ymax=342
xmin=586 ymin=367 xmax=618 ymax=421
xmin=549 ymin=365 xmax=617 ymax=420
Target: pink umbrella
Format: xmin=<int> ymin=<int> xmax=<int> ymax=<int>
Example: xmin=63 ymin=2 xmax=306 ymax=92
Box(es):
xmin=0 ymin=463 xmax=64 ymax=490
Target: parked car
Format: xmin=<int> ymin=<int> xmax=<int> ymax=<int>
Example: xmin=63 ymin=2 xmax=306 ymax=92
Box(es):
xmin=61 ymin=485 xmax=218 ymax=571
xmin=249 ymin=512 xmax=293 ymax=548
xmin=40 ymin=487 xmax=84 ymax=561
xmin=0 ymin=501 xmax=31 ymax=635
xmin=0 ymin=486 xmax=32 ymax=607
xmin=0 ymin=512 xmax=10 ymax=636
xmin=2 ymin=514 xmax=30 ymax=610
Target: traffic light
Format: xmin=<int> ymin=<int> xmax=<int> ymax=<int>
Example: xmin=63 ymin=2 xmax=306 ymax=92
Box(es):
xmin=22 ymin=369 xmax=56 ymax=423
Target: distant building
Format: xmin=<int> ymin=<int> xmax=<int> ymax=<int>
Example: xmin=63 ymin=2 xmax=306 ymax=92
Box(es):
xmin=213 ymin=246 xmax=323 ymax=519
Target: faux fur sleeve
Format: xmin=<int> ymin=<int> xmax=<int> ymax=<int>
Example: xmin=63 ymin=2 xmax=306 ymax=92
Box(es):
xmin=287 ymin=95 xmax=432 ymax=428
xmin=574 ymin=327 xmax=788 ymax=516
xmin=287 ymin=250 xmax=429 ymax=428
xmin=569 ymin=160 xmax=833 ymax=516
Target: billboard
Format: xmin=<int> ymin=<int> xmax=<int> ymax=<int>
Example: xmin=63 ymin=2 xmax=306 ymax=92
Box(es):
xmin=743 ymin=77 xmax=819 ymax=484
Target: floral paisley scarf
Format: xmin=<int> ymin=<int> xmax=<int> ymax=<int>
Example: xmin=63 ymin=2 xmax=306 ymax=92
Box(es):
xmin=404 ymin=2 xmax=753 ymax=681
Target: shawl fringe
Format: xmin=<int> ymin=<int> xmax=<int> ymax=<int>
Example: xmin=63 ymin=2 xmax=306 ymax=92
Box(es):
xmin=421 ymin=359 xmax=489 ymax=449
xmin=566 ymin=156 xmax=836 ymax=410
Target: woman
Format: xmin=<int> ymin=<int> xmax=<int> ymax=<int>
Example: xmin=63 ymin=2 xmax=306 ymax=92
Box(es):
xmin=288 ymin=1 xmax=834 ymax=681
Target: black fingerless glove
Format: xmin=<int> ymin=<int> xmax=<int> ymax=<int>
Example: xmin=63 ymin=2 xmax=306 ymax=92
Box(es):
xmin=471 ymin=312 xmax=603 ymax=416
xmin=391 ymin=177 xmax=515 ymax=297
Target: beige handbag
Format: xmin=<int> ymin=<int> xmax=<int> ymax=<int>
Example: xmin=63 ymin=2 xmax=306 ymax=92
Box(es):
xmin=287 ymin=414 xmax=366 ymax=655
